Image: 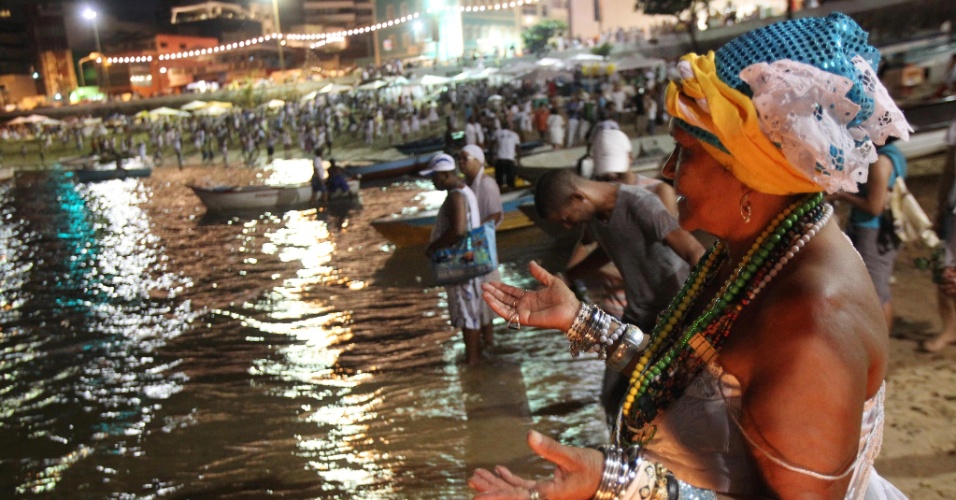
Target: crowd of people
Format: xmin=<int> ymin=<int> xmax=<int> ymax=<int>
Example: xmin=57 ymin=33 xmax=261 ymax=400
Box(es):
xmin=1 ymin=11 xmax=953 ymax=497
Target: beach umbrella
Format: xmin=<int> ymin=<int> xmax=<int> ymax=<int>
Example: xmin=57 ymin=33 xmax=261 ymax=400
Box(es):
xmin=356 ymin=80 xmax=387 ymax=90
xmin=6 ymin=114 xmax=50 ymax=125
xmin=266 ymin=99 xmax=285 ymax=109
xmin=419 ymin=74 xmax=451 ymax=86
xmin=149 ymin=107 xmax=190 ymax=118
xmin=205 ymin=101 xmax=233 ymax=109
xmin=134 ymin=110 xmax=151 ymax=119
xmin=300 ymin=91 xmax=318 ymax=101
xmin=318 ymin=83 xmax=352 ymax=94
xmin=180 ymin=100 xmax=209 ymax=111
xmin=192 ymin=106 xmax=229 ymax=116
xmin=569 ymin=53 xmax=604 ymax=62
xmin=536 ymin=57 xmax=564 ymax=67
xmin=614 ymin=55 xmax=665 ymax=72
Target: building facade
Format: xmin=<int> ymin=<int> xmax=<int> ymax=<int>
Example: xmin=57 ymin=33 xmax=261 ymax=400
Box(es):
xmin=373 ymin=0 xmax=524 ymax=65
xmin=0 ymin=1 xmax=76 ymax=106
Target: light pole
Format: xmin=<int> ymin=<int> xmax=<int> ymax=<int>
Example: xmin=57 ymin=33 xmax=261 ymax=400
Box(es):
xmin=269 ymin=0 xmax=285 ymax=72
xmin=83 ymin=7 xmax=109 ymax=91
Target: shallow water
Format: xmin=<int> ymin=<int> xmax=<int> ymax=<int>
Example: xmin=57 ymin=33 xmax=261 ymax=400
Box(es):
xmin=0 ymin=170 xmax=610 ymax=498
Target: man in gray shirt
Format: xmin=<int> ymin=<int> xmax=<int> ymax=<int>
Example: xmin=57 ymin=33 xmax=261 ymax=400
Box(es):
xmin=534 ymin=168 xmax=705 ymax=421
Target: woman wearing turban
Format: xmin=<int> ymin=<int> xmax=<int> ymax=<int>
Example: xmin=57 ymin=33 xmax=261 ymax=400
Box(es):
xmin=471 ymin=14 xmax=910 ymax=499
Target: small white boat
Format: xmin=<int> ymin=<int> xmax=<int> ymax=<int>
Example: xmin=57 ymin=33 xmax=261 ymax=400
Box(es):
xmin=0 ymin=167 xmax=13 ymax=182
xmin=190 ymin=179 xmax=360 ymax=212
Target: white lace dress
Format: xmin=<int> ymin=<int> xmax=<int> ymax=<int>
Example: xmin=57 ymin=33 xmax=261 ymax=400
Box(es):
xmin=640 ymin=364 xmax=907 ymax=499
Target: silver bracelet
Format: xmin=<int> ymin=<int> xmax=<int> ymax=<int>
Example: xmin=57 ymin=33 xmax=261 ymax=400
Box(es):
xmin=594 ymin=445 xmax=624 ymax=500
xmin=607 ymin=325 xmax=648 ymax=372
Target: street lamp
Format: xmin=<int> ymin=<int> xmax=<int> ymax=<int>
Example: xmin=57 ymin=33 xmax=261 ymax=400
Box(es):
xmin=83 ymin=7 xmax=109 ymax=91
xmin=266 ymin=0 xmax=285 ymax=72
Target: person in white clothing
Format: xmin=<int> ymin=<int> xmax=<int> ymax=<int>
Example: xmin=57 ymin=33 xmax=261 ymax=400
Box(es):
xmin=423 ymin=154 xmax=489 ymax=365
xmin=492 ymin=123 xmax=521 ymax=190
xmin=464 ymin=115 xmax=484 ymax=146
xmin=459 ymin=144 xmax=503 ymax=351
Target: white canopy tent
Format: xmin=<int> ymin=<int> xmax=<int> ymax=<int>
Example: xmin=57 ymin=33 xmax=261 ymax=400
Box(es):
xmin=6 ymin=114 xmax=51 ymax=126
xmin=614 ymin=54 xmax=666 ymax=72
xmin=192 ymin=105 xmax=230 ymax=116
xmin=318 ymin=83 xmax=353 ymax=94
xmin=149 ymin=107 xmax=191 ymax=118
xmin=180 ymin=100 xmax=210 ymax=111
xmin=417 ymin=74 xmax=451 ymax=86
xmin=356 ymin=80 xmax=387 ymax=91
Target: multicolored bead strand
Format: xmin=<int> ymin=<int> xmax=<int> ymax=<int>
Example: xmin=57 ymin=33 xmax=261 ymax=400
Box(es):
xmin=620 ymin=193 xmax=828 ymax=434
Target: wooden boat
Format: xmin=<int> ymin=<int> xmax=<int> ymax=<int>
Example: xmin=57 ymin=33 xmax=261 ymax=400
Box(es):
xmin=371 ymin=188 xmax=535 ymax=247
xmin=394 ymin=135 xmax=450 ymax=156
xmin=341 ymin=153 xmax=437 ymax=180
xmin=190 ymin=179 xmax=360 ymax=212
xmin=66 ymin=156 xmax=152 ymax=183
xmin=896 ymin=128 xmax=948 ymax=159
xmin=0 ymin=167 xmax=13 ymax=182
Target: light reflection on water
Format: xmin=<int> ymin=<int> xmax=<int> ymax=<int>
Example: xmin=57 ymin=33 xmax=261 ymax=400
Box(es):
xmin=0 ymin=170 xmax=608 ymax=498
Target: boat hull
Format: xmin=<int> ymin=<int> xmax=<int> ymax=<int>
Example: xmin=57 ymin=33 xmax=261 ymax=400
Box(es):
xmin=71 ymin=167 xmax=152 ymax=183
xmin=342 ymin=154 xmax=436 ymax=180
xmin=372 ymin=189 xmax=535 ymax=247
xmin=191 ymin=179 xmax=360 ymax=212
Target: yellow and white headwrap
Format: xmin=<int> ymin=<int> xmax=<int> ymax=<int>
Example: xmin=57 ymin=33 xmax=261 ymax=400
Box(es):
xmin=665 ymin=13 xmax=911 ymax=195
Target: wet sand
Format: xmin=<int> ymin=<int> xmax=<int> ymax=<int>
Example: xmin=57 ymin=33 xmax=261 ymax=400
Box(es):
xmin=147 ymin=153 xmax=956 ymax=497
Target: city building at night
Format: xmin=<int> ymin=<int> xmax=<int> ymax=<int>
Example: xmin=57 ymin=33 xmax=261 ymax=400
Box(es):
xmin=372 ymin=0 xmax=527 ymax=65
xmin=0 ymin=1 xmax=76 ymax=108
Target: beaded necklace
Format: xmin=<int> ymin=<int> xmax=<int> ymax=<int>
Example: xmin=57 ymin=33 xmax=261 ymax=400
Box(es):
xmin=620 ymin=193 xmax=830 ymax=437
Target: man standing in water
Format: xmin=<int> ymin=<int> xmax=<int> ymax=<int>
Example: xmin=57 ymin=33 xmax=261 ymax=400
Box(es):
xmin=458 ymin=144 xmax=502 ymax=353
xmin=423 ymin=153 xmax=490 ymax=364
xmin=310 ymin=147 xmax=327 ymax=206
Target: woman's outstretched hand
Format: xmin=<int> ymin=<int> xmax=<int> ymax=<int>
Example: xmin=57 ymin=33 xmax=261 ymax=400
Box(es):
xmin=469 ymin=430 xmax=603 ymax=499
xmin=481 ymin=261 xmax=581 ymax=332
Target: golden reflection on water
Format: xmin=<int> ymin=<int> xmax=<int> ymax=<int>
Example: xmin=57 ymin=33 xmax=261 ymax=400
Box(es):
xmin=1 ymin=168 xmax=613 ymax=498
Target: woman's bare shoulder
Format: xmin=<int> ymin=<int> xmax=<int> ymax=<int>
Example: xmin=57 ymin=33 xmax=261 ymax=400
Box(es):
xmin=739 ymin=223 xmax=888 ymax=387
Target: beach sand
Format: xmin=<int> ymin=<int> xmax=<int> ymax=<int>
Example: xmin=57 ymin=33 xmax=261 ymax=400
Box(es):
xmin=146 ymin=153 xmax=956 ymax=497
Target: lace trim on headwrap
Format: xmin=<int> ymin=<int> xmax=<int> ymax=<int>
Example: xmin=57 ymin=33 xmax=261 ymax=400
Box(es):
xmin=739 ymin=57 xmax=910 ymax=193
xmin=665 ymin=13 xmax=912 ymax=195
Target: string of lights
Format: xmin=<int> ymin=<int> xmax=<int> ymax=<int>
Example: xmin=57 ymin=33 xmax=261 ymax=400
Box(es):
xmin=105 ymin=0 xmax=539 ymax=65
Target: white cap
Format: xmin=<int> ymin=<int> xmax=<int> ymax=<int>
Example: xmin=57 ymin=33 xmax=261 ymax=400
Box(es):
xmin=591 ymin=129 xmax=633 ymax=177
xmin=420 ymin=153 xmax=456 ymax=175
xmin=460 ymin=144 xmax=485 ymax=165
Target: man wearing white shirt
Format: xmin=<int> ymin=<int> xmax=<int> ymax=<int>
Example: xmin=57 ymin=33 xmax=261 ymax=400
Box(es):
xmin=464 ymin=115 xmax=484 ymax=146
xmin=492 ymin=123 xmax=520 ymax=190
xmin=458 ymin=144 xmax=502 ymax=351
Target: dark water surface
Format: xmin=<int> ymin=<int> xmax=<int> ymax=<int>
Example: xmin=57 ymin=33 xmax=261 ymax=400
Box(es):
xmin=0 ymin=170 xmax=609 ymax=498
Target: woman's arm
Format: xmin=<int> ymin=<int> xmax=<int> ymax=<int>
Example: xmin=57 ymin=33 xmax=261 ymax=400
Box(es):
xmin=833 ymin=155 xmax=893 ymax=216
xmin=425 ymin=191 xmax=468 ymax=256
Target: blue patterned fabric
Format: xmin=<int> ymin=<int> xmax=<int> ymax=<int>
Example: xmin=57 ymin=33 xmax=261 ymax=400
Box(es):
xmin=715 ymin=13 xmax=880 ymax=128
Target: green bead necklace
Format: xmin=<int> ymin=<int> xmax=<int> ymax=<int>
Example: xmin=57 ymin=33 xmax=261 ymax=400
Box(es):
xmin=621 ymin=193 xmax=826 ymax=434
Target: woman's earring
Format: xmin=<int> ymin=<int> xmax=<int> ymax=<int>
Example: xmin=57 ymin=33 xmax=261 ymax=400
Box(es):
xmin=740 ymin=190 xmax=752 ymax=224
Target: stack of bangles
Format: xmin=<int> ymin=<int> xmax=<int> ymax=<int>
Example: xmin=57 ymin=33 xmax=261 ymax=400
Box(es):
xmin=566 ymin=303 xmax=650 ymax=370
xmin=594 ymin=445 xmax=673 ymax=499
